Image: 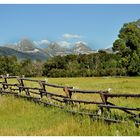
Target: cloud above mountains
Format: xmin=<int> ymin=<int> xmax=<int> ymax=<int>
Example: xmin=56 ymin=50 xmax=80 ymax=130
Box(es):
xmin=32 ymin=39 xmax=88 ymax=49
xmin=3 ymin=33 xmax=88 ymax=50
xmin=57 ymin=41 xmax=71 ymax=48
xmin=62 ymin=33 xmax=82 ymax=39
xmin=75 ymin=41 xmax=88 ymax=46
xmin=33 ymin=39 xmax=50 ymax=47
xmin=32 ymin=33 xmax=85 ymax=48
xmin=39 ymin=40 xmax=50 ymax=45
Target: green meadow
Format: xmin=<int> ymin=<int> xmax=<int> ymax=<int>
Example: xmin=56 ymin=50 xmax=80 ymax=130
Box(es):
xmin=0 ymin=77 xmax=140 ymax=136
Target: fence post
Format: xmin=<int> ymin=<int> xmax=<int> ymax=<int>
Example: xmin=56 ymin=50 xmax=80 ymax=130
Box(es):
xmin=0 ymin=88 xmax=2 ymax=94
xmin=39 ymin=81 xmax=46 ymax=91
xmin=99 ymin=92 xmax=109 ymax=114
xmin=3 ymin=75 xmax=8 ymax=90
xmin=25 ymin=88 xmax=30 ymax=96
xmin=39 ymin=81 xmax=46 ymax=98
xmin=63 ymin=87 xmax=72 ymax=98
xmin=17 ymin=76 xmax=24 ymax=93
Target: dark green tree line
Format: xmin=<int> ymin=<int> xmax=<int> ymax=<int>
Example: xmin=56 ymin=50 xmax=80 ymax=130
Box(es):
xmin=0 ymin=56 xmax=44 ymax=77
xmin=43 ymin=52 xmax=121 ymax=77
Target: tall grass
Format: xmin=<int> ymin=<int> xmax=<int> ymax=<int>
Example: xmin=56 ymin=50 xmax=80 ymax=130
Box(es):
xmin=0 ymin=77 xmax=140 ymax=136
xmin=0 ymin=95 xmax=140 ymax=136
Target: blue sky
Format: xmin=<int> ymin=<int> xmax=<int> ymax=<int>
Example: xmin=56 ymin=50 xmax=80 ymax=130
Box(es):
xmin=0 ymin=4 xmax=140 ymax=50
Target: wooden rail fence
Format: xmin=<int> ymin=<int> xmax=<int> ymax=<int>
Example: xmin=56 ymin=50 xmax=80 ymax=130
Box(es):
xmin=0 ymin=74 xmax=140 ymax=126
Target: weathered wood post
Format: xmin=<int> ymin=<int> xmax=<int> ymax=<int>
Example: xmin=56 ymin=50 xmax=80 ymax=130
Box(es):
xmin=0 ymin=87 xmax=2 ymax=94
xmin=25 ymin=88 xmax=30 ymax=96
xmin=39 ymin=80 xmax=46 ymax=98
xmin=63 ymin=87 xmax=70 ymax=98
xmin=99 ymin=91 xmax=109 ymax=114
xmin=3 ymin=74 xmax=8 ymax=90
xmin=17 ymin=75 xmax=25 ymax=93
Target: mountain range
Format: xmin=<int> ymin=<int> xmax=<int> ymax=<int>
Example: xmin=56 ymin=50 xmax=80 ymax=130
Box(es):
xmin=1 ymin=19 xmax=140 ymax=60
xmin=0 ymin=38 xmax=96 ymax=60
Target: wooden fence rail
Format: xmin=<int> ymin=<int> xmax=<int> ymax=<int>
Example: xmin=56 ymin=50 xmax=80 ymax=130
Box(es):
xmin=104 ymin=93 xmax=140 ymax=98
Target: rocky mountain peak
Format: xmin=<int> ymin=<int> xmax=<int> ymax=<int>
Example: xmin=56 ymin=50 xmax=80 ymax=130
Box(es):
xmin=17 ymin=38 xmax=35 ymax=52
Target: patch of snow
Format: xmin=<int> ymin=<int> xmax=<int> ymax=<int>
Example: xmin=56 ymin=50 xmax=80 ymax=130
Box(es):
xmin=75 ymin=47 xmax=82 ymax=52
xmin=24 ymin=49 xmax=40 ymax=53
xmin=75 ymin=41 xmax=88 ymax=46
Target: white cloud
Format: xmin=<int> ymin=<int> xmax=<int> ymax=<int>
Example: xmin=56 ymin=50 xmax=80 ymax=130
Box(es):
xmin=33 ymin=39 xmax=50 ymax=47
xmin=62 ymin=33 xmax=82 ymax=39
xmin=75 ymin=41 xmax=88 ymax=46
xmin=57 ymin=41 xmax=71 ymax=48
xmin=40 ymin=40 xmax=50 ymax=45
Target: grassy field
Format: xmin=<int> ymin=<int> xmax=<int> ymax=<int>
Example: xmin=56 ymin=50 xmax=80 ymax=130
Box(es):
xmin=0 ymin=77 xmax=140 ymax=136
